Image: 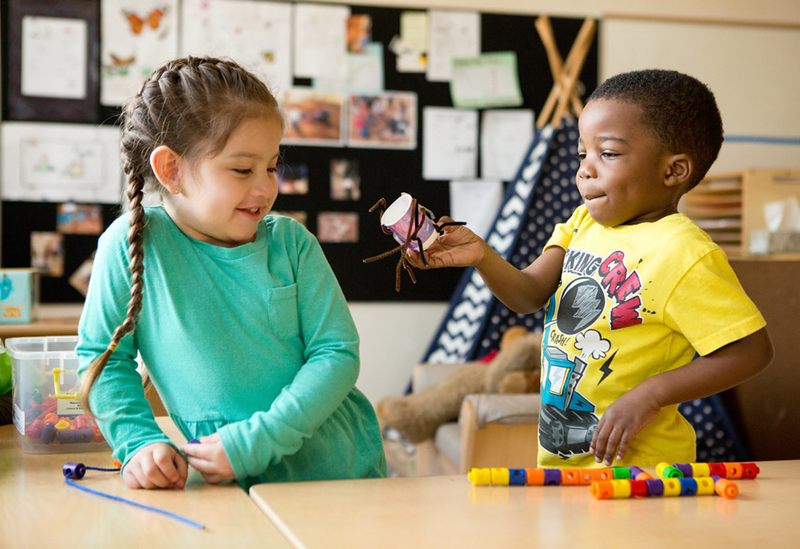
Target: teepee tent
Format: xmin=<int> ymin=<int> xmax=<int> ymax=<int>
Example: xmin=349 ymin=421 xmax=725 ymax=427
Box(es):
xmin=423 ymin=17 xmax=594 ymax=365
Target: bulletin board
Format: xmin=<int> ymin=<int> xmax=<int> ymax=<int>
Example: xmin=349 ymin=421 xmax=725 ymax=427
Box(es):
xmin=0 ymin=1 xmax=598 ymax=303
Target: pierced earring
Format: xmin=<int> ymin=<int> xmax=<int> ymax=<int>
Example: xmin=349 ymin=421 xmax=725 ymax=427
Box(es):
xmin=172 ymin=187 xmax=181 ymax=195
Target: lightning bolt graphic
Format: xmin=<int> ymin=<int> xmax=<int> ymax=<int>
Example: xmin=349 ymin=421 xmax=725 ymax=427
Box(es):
xmin=573 ymin=285 xmax=602 ymax=332
xmin=597 ymin=350 xmax=617 ymax=385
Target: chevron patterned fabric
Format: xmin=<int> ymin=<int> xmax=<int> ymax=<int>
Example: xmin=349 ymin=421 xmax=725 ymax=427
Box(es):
xmin=423 ymin=121 xmax=581 ymax=365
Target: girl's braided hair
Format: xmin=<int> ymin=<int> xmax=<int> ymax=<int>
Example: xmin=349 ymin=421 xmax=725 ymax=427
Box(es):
xmin=80 ymin=56 xmax=282 ymax=413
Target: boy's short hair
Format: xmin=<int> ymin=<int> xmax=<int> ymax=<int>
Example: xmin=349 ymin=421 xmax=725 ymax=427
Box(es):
xmin=588 ymin=69 xmax=723 ymax=189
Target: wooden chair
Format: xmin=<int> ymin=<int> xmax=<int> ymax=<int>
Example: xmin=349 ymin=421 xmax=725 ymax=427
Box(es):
xmin=411 ymin=362 xmax=540 ymax=476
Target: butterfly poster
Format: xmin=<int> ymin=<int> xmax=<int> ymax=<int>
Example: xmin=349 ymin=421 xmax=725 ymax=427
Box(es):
xmin=180 ymin=0 xmax=293 ymax=94
xmin=100 ymin=0 xmax=179 ymax=106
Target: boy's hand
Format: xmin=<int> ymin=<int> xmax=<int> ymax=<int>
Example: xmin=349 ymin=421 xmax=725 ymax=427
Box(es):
xmin=181 ymin=433 xmax=235 ymax=484
xmin=589 ymin=384 xmax=661 ymax=466
xmin=122 ymin=442 xmax=188 ymax=489
xmin=406 ymin=216 xmax=487 ymax=269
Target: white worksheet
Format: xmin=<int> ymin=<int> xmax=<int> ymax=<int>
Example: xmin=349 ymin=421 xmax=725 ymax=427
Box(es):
xmin=481 ymin=109 xmax=535 ymax=181
xmin=449 ymin=180 xmax=504 ymax=239
xmin=21 ymin=16 xmax=87 ymax=99
xmin=101 ymin=0 xmax=179 ymax=106
xmin=426 ymin=10 xmax=480 ymax=82
xmin=181 ymin=0 xmax=292 ymax=92
xmin=422 ymin=107 xmax=478 ymax=181
xmin=293 ymin=3 xmax=350 ymax=81
xmin=1 ymin=122 xmax=123 ymax=204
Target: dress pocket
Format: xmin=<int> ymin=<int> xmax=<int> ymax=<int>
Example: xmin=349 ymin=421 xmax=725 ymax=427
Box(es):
xmin=267 ymin=284 xmax=300 ymax=339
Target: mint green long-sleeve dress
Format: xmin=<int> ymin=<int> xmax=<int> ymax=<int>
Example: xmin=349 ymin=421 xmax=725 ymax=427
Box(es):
xmin=77 ymin=207 xmax=386 ymax=489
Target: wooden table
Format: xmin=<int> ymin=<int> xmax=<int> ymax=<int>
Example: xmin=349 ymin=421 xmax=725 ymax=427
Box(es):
xmin=0 ymin=417 xmax=290 ymax=548
xmin=250 ymin=460 xmax=799 ymax=548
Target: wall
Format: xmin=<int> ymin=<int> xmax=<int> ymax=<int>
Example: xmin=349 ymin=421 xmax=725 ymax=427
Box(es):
xmin=353 ymin=0 xmax=800 ymax=406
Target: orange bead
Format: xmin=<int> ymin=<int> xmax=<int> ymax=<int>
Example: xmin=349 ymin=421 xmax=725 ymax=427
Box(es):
xmin=561 ymin=468 xmax=582 ymax=485
xmin=525 ymin=468 xmax=545 ymax=485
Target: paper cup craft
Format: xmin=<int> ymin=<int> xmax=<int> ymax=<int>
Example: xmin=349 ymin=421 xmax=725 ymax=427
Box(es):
xmin=381 ymin=193 xmax=438 ymax=252
xmin=363 ymin=193 xmax=466 ymax=292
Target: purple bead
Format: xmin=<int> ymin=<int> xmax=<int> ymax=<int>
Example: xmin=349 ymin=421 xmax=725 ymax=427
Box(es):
xmin=188 ymin=439 xmax=200 ymax=444
xmin=644 ymin=479 xmax=664 ymax=496
xmin=543 ymin=469 xmax=562 ymax=485
xmin=63 ymin=462 xmax=86 ymax=480
xmin=674 ymin=463 xmax=694 ymax=477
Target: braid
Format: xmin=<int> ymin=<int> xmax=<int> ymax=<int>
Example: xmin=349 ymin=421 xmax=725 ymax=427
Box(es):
xmin=80 ymin=55 xmax=281 ymax=414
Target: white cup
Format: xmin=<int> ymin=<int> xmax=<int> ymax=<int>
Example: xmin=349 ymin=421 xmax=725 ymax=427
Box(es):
xmin=380 ymin=193 xmax=438 ymax=252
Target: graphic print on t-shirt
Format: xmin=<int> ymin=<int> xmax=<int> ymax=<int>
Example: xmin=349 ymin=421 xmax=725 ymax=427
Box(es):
xmin=539 ymin=247 xmax=644 ymax=458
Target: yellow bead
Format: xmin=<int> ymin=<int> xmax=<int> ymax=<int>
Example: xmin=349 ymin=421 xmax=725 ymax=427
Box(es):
xmin=491 ymin=467 xmax=510 ymax=485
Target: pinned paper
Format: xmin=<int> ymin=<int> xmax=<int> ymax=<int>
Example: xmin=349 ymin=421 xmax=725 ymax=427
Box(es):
xmin=450 ymin=52 xmax=523 ymax=109
xmin=481 ymin=109 xmax=535 ymax=181
xmin=22 ymin=16 xmax=87 ymax=100
xmin=422 ymin=107 xmax=478 ymax=181
xmin=426 ymin=10 xmax=480 ymax=82
xmin=449 ymin=180 xmax=504 ymax=239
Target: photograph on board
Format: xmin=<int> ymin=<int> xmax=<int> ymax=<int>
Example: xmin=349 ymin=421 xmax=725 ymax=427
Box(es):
xmin=330 ymin=158 xmax=361 ymax=201
xmin=281 ymin=88 xmax=346 ymax=147
xmin=348 ymin=91 xmax=417 ymax=149
xmin=277 ymin=163 xmax=309 ymax=195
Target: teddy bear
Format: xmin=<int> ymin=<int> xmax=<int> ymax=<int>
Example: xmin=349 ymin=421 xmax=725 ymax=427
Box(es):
xmin=376 ymin=326 xmax=541 ymax=444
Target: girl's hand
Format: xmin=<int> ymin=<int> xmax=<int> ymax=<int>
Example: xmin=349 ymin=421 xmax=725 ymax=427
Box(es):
xmin=180 ymin=433 xmax=235 ymax=484
xmin=122 ymin=442 xmax=188 ymax=489
xmin=406 ymin=216 xmax=487 ymax=270
xmin=589 ymin=384 xmax=661 ymax=466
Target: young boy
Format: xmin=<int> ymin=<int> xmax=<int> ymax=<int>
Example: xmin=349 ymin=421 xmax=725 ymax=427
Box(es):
xmin=410 ymin=69 xmax=772 ymax=468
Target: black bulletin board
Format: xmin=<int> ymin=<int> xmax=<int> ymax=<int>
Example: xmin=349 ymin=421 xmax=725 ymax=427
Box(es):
xmin=1 ymin=2 xmax=598 ymax=303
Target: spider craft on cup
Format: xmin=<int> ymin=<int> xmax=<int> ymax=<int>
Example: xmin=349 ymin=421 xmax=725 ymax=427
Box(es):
xmin=363 ymin=193 xmax=465 ymax=291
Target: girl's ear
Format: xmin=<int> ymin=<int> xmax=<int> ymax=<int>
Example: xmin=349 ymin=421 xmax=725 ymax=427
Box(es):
xmin=149 ymin=145 xmax=182 ymax=194
xmin=664 ymin=153 xmax=693 ymax=188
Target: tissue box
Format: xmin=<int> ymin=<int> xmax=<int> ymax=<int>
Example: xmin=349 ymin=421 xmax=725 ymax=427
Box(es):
xmin=6 ymin=336 xmax=109 ymax=454
xmin=749 ymin=230 xmax=800 ymax=255
xmin=0 ymin=269 xmax=38 ymax=324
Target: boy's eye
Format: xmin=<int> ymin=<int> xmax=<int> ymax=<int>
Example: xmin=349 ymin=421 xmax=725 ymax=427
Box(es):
xmin=576 ymin=152 xmax=586 ymax=160
xmin=233 ymin=168 xmax=252 ymax=175
xmin=601 ymin=151 xmax=619 ymax=158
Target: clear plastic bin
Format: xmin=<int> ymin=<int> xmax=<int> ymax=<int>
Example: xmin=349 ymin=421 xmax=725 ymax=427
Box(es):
xmin=5 ymin=336 xmax=109 ymax=454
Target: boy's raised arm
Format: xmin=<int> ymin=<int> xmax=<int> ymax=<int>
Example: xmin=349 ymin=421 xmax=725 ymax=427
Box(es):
xmin=408 ymin=216 xmax=565 ymax=314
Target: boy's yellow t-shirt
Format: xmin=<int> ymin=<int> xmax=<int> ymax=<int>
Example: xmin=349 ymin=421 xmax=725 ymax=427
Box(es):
xmin=537 ymin=206 xmax=765 ymax=468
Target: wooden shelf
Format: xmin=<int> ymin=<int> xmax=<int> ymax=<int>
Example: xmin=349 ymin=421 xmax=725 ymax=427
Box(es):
xmin=680 ymin=168 xmax=800 ymax=256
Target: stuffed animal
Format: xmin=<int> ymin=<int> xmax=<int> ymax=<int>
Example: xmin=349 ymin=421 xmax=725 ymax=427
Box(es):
xmin=376 ymin=326 xmax=541 ymax=444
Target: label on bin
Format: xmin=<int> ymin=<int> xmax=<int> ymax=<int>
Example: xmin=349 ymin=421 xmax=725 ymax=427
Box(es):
xmin=13 ymin=402 xmax=24 ymax=435
xmin=57 ymin=398 xmax=86 ymax=415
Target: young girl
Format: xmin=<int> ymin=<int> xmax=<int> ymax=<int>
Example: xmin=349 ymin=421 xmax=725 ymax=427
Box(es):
xmin=77 ymin=56 xmax=387 ymax=491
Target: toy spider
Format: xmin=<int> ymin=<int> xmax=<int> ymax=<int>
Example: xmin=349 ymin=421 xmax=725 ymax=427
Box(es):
xmin=363 ymin=197 xmax=465 ymax=291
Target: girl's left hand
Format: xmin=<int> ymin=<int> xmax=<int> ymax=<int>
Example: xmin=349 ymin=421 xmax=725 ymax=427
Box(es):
xmin=589 ymin=384 xmax=661 ymax=466
xmin=181 ymin=433 xmax=235 ymax=484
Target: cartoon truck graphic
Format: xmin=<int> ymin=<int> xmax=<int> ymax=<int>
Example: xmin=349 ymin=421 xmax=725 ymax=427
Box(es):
xmin=539 ymin=345 xmax=599 ymax=457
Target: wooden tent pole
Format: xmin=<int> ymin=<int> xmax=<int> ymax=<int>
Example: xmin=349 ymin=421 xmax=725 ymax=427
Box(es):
xmin=535 ymin=16 xmax=584 ymax=122
xmin=535 ymin=18 xmax=596 ymax=129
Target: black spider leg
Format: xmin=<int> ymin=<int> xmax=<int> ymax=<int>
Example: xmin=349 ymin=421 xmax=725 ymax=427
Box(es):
xmin=416 ymin=236 xmax=429 ymax=268
xmin=434 ymin=220 xmax=467 ymax=232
